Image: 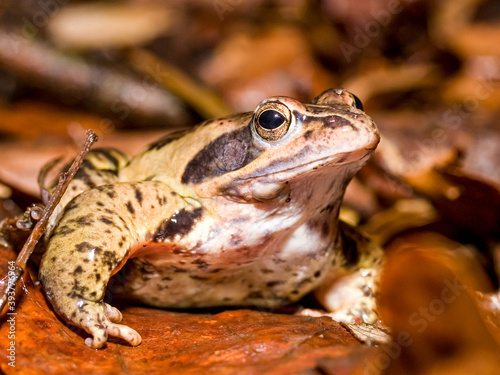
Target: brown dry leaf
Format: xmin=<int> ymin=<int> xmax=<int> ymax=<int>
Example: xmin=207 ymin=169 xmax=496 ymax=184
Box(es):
xmin=429 ymin=0 xmax=482 ymax=50
xmin=342 ymin=62 xmax=439 ymax=104
xmin=447 ymin=24 xmax=500 ymax=58
xmin=47 ymin=3 xmax=173 ymax=50
xmin=442 ymin=71 xmax=500 ymax=111
xmin=0 ymin=31 xmax=191 ymax=128
xmin=0 ymin=101 xmax=103 ymax=141
xmin=198 ymin=26 xmax=335 ymax=111
xmin=372 ymin=111 xmax=458 ymax=178
xmin=380 ymin=235 xmax=500 ymax=375
xmin=428 ymin=166 xmax=500 ymax=240
xmin=361 ymin=199 xmax=437 ymax=245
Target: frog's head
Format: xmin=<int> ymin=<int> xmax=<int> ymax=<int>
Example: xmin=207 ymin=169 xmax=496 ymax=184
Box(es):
xmin=185 ymin=89 xmax=379 ymax=203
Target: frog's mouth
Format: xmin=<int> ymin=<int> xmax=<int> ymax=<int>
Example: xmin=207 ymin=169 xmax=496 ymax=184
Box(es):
xmin=240 ymin=146 xmax=375 ymax=181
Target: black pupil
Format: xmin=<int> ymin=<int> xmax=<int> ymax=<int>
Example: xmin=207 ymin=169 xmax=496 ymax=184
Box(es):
xmin=258 ymin=110 xmax=285 ymax=130
xmin=352 ymin=94 xmax=364 ymax=111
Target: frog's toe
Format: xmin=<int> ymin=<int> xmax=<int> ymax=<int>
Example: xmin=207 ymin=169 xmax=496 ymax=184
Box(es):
xmin=84 ymin=317 xmax=142 ymax=349
xmin=107 ymin=322 xmax=142 ymax=347
xmin=104 ymin=303 xmax=123 ymax=323
xmin=103 ymin=304 xmax=142 ymax=345
xmin=344 ymin=322 xmax=391 ymax=345
xmin=85 ymin=329 xmax=108 ymax=349
xmin=72 ymin=301 xmax=141 ymax=349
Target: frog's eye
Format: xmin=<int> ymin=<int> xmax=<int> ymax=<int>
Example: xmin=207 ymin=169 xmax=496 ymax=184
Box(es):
xmin=254 ymin=102 xmax=291 ymax=141
xmin=350 ymin=93 xmax=364 ymax=111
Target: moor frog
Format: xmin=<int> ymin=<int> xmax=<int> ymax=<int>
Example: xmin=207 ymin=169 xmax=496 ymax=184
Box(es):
xmin=39 ymin=89 xmax=383 ymax=348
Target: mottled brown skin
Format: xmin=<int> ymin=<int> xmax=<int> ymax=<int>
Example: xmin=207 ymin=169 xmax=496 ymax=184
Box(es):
xmin=39 ymin=89 xmax=382 ymax=348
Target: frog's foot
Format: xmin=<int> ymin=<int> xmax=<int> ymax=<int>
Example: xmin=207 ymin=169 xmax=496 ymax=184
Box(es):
xmin=343 ymin=322 xmax=391 ymax=345
xmin=299 ymin=308 xmax=391 ymax=345
xmin=74 ymin=301 xmax=142 ymax=349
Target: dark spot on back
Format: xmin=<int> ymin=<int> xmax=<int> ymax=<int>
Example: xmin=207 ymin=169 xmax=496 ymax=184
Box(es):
xmin=73 ymin=266 xmax=83 ymax=275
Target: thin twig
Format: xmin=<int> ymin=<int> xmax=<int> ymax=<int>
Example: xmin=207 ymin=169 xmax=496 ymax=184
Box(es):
xmin=0 ymin=130 xmax=98 ymax=313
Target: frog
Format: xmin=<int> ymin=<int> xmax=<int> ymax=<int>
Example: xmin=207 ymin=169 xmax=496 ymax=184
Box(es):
xmin=38 ymin=88 xmax=383 ymax=349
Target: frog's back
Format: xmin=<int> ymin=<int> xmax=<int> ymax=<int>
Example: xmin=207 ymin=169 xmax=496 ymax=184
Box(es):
xmin=119 ymin=113 xmax=253 ymax=185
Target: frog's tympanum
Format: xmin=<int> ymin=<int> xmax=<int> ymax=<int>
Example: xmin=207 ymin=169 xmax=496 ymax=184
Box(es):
xmin=39 ymin=89 xmax=382 ymax=348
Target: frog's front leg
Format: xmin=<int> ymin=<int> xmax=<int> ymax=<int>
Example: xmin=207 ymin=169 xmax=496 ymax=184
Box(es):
xmin=39 ymin=181 xmax=190 ymax=348
xmin=309 ymin=222 xmax=387 ymax=342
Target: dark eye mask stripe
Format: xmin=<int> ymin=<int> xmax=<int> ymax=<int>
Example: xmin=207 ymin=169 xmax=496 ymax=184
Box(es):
xmin=181 ymin=122 xmax=262 ymax=184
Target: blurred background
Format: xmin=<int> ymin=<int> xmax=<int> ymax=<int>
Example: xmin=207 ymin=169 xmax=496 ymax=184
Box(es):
xmin=0 ymin=0 xmax=500 ymax=373
xmin=0 ymin=1 xmax=499 ymax=193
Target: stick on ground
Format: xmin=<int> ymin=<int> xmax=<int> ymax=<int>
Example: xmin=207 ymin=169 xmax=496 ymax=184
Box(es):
xmin=0 ymin=130 xmax=98 ymax=313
